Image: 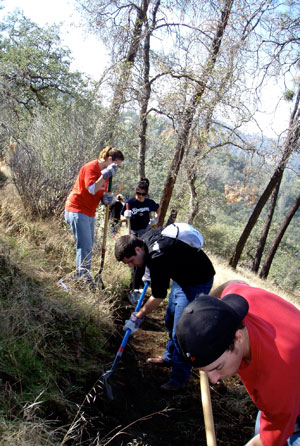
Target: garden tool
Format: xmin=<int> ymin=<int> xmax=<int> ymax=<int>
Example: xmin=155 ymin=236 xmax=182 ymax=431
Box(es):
xmin=94 ymin=176 xmax=113 ymax=289
xmin=126 ymin=202 xmax=131 ymax=233
xmin=200 ymin=370 xmax=217 ymax=446
xmin=102 ymin=281 xmax=149 ymax=400
xmin=125 ymin=202 xmax=141 ymax=305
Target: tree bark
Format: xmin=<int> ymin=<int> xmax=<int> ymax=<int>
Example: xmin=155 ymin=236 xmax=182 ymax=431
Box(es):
xmin=138 ymin=0 xmax=160 ymax=178
xmin=166 ymin=209 xmax=178 ymax=226
xmin=259 ymin=191 xmax=300 ymax=279
xmin=229 ymin=85 xmax=300 ymax=269
xmin=251 ymin=173 xmax=282 ymax=272
xmin=138 ymin=31 xmax=150 ymax=178
xmin=99 ymin=0 xmax=151 ymax=148
xmin=187 ymin=170 xmax=199 ymax=225
xmin=157 ymin=0 xmax=234 ymax=226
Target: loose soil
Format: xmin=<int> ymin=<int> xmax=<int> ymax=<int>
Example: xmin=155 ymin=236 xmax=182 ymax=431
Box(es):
xmin=82 ymin=294 xmax=257 ymax=446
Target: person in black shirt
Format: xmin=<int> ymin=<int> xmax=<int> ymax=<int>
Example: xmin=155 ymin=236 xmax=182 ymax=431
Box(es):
xmin=114 ymin=227 xmax=215 ymax=392
xmin=109 ymin=194 xmax=124 ymax=236
xmin=121 ymin=178 xmax=159 ymax=237
xmin=121 ymin=178 xmax=160 ymax=294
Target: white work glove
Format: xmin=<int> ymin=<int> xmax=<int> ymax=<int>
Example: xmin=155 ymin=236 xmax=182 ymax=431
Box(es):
xmin=123 ymin=312 xmax=144 ymax=333
xmin=124 ymin=209 xmax=132 ymax=218
xmin=150 ymin=217 xmax=158 ymax=226
xmin=142 ymin=266 xmax=151 ymax=284
xmin=101 ymin=192 xmax=115 ymax=206
xmin=101 ymin=163 xmax=118 ymax=180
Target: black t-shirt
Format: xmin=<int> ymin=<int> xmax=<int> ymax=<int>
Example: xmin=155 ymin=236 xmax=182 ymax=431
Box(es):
xmin=141 ymin=228 xmax=215 ymax=299
xmin=121 ymin=197 xmax=159 ymax=231
xmin=110 ymin=201 xmax=123 ymax=221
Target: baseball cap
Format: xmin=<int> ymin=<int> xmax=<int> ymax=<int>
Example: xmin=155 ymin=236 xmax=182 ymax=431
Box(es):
xmin=176 ymin=294 xmax=249 ymax=367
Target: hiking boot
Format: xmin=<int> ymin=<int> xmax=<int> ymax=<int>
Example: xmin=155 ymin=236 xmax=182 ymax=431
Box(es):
xmin=146 ymin=357 xmax=171 ymax=367
xmin=160 ymin=381 xmax=182 ymax=392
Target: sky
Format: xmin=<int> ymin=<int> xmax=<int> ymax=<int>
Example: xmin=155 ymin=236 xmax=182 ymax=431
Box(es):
xmin=246 ymin=80 xmax=292 ymax=139
xmin=0 ymin=0 xmax=108 ymax=79
xmin=0 ymin=0 xmax=292 ymax=138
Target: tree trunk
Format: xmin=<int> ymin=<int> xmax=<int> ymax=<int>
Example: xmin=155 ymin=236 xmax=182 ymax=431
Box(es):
xmin=166 ymin=209 xmax=177 ymax=226
xmin=138 ymin=0 xmax=160 ymax=178
xmin=259 ymin=191 xmax=300 ymax=279
xmin=187 ymin=171 xmax=199 ymax=225
xmin=157 ymin=97 xmax=198 ymax=226
xmin=99 ymin=0 xmax=151 ymax=148
xmin=157 ymin=0 xmax=234 ymax=226
xmin=251 ymin=173 xmax=282 ymax=272
xmin=229 ymin=85 xmax=300 ymax=269
xmin=138 ymin=31 xmax=150 ymax=178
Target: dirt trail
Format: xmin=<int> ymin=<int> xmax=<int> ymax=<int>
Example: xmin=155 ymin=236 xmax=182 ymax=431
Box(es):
xmin=95 ymin=296 xmax=256 ymax=446
xmin=0 ymin=190 xmax=256 ymax=445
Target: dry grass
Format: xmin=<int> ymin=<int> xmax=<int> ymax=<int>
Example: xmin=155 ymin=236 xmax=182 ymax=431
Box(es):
xmin=1 ymin=182 xmax=299 ymax=446
xmin=209 ymin=251 xmax=300 ymax=309
xmin=0 ymin=182 xmax=125 ymax=317
xmin=0 ymin=183 xmax=134 ymax=446
xmin=0 ymin=416 xmax=62 ymax=446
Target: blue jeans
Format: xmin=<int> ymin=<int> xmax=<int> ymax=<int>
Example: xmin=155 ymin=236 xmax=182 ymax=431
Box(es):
xmin=65 ymin=210 xmax=95 ymax=277
xmin=164 ymin=279 xmax=214 ymax=388
xmin=255 ymin=411 xmax=300 ymax=445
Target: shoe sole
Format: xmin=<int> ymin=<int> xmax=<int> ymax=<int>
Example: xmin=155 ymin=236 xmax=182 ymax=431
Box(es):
xmin=146 ymin=358 xmax=172 ymax=367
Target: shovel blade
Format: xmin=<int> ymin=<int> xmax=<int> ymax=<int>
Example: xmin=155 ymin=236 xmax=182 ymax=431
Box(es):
xmin=128 ymin=289 xmax=142 ymax=306
xmin=94 ymin=273 xmax=105 ymax=289
xmin=101 ymin=368 xmax=114 ymax=401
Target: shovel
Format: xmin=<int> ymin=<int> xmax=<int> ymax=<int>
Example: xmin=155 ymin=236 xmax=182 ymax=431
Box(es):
xmin=126 ymin=202 xmax=131 ymax=233
xmin=102 ymin=281 xmax=149 ymax=400
xmin=126 ymin=202 xmax=137 ymax=304
xmin=200 ymin=370 xmax=217 ymax=446
xmin=94 ymin=176 xmax=113 ymax=288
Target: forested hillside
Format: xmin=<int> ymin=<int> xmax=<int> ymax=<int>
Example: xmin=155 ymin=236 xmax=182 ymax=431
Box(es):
xmin=0 ymin=181 xmax=299 ymax=445
xmin=1 ymin=2 xmax=300 ymax=291
xmin=1 ymin=1 xmax=300 ymax=444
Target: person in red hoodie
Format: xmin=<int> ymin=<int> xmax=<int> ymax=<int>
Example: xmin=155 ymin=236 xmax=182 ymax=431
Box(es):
xmin=176 ymin=280 xmax=300 ymax=446
xmin=65 ymin=145 xmax=124 ymax=279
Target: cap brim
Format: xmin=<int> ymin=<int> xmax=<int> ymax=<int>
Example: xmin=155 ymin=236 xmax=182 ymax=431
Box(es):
xmin=221 ymin=293 xmax=249 ymax=321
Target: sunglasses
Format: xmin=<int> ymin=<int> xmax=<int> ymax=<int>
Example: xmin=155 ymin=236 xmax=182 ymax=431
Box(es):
xmin=136 ymin=191 xmax=147 ymax=196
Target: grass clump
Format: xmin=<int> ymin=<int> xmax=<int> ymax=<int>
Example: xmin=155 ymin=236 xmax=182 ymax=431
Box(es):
xmin=0 ymin=186 xmax=128 ymax=445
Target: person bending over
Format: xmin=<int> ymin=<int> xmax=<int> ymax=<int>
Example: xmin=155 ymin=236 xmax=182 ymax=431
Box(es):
xmin=176 ymin=280 xmax=300 ymax=446
xmin=114 ymin=227 xmax=215 ymax=392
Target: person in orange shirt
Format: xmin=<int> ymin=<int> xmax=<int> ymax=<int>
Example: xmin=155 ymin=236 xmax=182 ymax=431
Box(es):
xmin=65 ymin=145 xmax=124 ymax=279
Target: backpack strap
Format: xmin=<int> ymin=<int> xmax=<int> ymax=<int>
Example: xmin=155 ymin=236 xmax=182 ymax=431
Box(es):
xmin=172 ymin=223 xmax=180 ymax=240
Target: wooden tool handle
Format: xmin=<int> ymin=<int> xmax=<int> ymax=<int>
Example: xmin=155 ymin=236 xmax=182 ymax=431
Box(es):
xmin=99 ymin=177 xmax=112 ymax=274
xmin=126 ymin=202 xmax=131 ymax=234
xmin=200 ymin=370 xmax=217 ymax=446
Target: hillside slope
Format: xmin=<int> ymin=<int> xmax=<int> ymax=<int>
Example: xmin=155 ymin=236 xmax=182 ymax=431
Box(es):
xmin=0 ymin=181 xmax=299 ymax=446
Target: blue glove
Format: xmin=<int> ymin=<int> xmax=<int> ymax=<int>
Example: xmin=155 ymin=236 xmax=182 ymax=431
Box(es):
xmin=101 ymin=163 xmax=118 ymax=180
xmin=123 ymin=312 xmax=144 ymax=333
xmin=101 ymin=192 xmax=115 ymax=206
